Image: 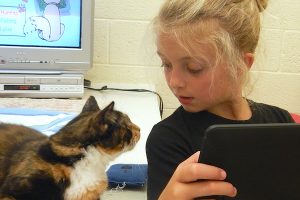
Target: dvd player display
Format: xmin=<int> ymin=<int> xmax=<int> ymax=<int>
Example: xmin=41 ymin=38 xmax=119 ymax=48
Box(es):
xmin=0 ymin=74 xmax=84 ymax=98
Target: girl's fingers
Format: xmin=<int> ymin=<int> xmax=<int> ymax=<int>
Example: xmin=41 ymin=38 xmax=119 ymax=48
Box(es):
xmin=177 ymin=151 xmax=227 ymax=183
xmin=181 ymin=151 xmax=201 ymax=165
xmin=180 ymin=180 xmax=237 ymax=199
xmin=178 ymin=162 xmax=227 ymax=182
xmin=160 ymin=152 xmax=236 ymax=200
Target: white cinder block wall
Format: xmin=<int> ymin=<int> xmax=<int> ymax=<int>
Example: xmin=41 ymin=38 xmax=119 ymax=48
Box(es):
xmin=86 ymin=0 xmax=300 ymax=119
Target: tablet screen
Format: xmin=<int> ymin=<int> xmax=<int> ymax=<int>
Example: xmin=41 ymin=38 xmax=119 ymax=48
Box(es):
xmin=198 ymin=123 xmax=300 ymax=200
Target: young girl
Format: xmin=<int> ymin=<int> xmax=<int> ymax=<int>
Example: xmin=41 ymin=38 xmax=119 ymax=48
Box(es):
xmin=146 ymin=0 xmax=295 ymax=199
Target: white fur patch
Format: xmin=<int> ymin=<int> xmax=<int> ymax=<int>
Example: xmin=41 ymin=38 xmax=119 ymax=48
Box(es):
xmin=64 ymin=146 xmax=117 ymax=200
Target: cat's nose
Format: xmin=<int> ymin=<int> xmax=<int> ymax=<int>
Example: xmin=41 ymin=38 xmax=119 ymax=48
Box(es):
xmin=135 ymin=125 xmax=141 ymax=133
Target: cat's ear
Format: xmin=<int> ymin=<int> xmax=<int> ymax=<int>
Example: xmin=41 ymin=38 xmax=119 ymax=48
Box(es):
xmin=82 ymin=96 xmax=100 ymax=112
xmin=94 ymin=101 xmax=115 ymax=134
xmin=96 ymin=101 xmax=115 ymax=124
xmin=102 ymin=101 xmax=115 ymax=112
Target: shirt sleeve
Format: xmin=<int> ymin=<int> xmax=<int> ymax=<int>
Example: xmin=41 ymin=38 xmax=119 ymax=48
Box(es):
xmin=146 ymin=123 xmax=191 ymax=200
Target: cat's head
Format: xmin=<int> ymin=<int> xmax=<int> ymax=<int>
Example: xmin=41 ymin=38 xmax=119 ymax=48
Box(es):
xmin=49 ymin=96 xmax=140 ymax=157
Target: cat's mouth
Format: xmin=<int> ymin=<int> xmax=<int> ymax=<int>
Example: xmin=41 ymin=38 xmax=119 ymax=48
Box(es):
xmin=129 ymin=123 xmax=140 ymax=148
xmin=133 ymin=125 xmax=140 ymax=142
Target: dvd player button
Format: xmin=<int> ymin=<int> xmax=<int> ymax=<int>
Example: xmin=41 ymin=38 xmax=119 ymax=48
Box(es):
xmin=0 ymin=59 xmax=6 ymax=64
xmin=0 ymin=77 xmax=24 ymax=84
xmin=41 ymin=78 xmax=78 ymax=85
xmin=25 ymin=78 xmax=40 ymax=84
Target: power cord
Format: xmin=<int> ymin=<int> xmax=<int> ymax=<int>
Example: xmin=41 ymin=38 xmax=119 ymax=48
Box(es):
xmin=85 ymin=85 xmax=163 ymax=118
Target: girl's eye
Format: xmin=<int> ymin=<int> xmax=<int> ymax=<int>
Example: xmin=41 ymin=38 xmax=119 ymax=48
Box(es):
xmin=186 ymin=63 xmax=204 ymax=74
xmin=187 ymin=68 xmax=203 ymax=74
xmin=161 ymin=63 xmax=172 ymax=70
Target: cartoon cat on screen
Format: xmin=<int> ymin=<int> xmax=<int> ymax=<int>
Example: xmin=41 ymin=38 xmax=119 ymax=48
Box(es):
xmin=24 ymin=0 xmax=65 ymax=42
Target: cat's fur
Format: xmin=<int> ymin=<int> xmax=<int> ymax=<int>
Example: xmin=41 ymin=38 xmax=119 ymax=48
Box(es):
xmin=0 ymin=96 xmax=140 ymax=200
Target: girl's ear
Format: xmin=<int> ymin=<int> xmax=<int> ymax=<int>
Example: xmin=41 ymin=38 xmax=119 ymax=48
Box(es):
xmin=81 ymin=96 xmax=100 ymax=112
xmin=244 ymin=53 xmax=254 ymax=69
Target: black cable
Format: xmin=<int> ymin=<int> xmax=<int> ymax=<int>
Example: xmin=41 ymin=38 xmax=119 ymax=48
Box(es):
xmin=85 ymin=85 xmax=163 ymax=118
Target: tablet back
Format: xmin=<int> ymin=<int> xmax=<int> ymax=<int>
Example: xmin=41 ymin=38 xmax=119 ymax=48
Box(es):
xmin=198 ymin=123 xmax=300 ymax=200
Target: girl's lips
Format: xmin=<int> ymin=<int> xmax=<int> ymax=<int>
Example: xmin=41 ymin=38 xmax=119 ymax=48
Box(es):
xmin=178 ymin=96 xmax=193 ymax=105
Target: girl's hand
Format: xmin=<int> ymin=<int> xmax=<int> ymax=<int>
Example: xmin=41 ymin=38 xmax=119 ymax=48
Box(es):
xmin=158 ymin=151 xmax=237 ymax=200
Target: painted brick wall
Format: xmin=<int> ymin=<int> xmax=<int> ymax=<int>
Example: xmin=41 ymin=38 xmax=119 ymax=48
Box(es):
xmin=86 ymin=0 xmax=300 ymax=119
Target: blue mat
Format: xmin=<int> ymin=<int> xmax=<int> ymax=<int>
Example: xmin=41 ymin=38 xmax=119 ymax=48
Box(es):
xmin=0 ymin=108 xmax=76 ymax=135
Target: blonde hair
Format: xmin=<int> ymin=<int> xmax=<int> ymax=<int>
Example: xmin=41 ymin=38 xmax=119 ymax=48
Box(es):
xmin=154 ymin=0 xmax=268 ymax=93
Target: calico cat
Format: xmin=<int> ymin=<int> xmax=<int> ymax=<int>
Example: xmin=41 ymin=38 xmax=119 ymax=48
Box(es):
xmin=0 ymin=96 xmax=140 ymax=200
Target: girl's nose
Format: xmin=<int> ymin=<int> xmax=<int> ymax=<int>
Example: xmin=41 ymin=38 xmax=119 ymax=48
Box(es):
xmin=168 ymin=67 xmax=185 ymax=89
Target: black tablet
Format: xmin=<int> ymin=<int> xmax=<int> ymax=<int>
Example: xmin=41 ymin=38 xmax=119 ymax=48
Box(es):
xmin=198 ymin=123 xmax=300 ymax=200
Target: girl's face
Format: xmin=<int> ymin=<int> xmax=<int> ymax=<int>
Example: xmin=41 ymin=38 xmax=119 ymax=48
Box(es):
xmin=157 ymin=33 xmax=242 ymax=113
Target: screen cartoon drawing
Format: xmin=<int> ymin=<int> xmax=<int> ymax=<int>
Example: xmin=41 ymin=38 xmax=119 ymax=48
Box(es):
xmin=24 ymin=0 xmax=65 ymax=42
xmin=0 ymin=0 xmax=78 ymax=47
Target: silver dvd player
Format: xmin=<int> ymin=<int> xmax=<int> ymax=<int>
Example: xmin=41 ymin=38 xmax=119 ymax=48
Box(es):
xmin=0 ymin=73 xmax=84 ymax=98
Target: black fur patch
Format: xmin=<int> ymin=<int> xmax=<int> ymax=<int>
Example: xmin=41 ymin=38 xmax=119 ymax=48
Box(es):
xmin=38 ymin=143 xmax=83 ymax=166
xmin=0 ymin=171 xmax=69 ymax=200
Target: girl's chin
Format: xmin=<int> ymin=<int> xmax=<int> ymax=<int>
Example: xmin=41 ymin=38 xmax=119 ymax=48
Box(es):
xmin=181 ymin=105 xmax=203 ymax=113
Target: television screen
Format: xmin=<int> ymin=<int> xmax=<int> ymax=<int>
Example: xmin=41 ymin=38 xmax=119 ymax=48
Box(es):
xmin=0 ymin=0 xmax=93 ymax=73
xmin=0 ymin=0 xmax=81 ymax=48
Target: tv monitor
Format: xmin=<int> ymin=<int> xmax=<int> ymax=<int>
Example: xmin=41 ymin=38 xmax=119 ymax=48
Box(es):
xmin=0 ymin=0 xmax=94 ymax=73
